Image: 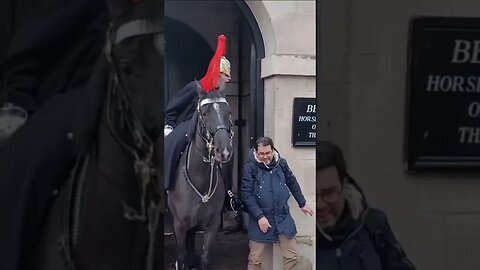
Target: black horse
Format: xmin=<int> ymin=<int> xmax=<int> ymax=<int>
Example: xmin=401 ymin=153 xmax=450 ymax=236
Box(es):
xmin=168 ymin=83 xmax=234 ymax=270
xmin=32 ymin=0 xmax=164 ymax=269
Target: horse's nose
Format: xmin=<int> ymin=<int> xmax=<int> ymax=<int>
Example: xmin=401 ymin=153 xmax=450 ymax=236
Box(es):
xmin=216 ymin=147 xmax=232 ymax=161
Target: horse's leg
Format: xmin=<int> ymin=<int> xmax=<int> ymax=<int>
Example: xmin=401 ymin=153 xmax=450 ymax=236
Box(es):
xmin=200 ymin=215 xmax=221 ymax=270
xmin=186 ymin=228 xmax=197 ymax=268
xmin=173 ymin=222 xmax=189 ymax=270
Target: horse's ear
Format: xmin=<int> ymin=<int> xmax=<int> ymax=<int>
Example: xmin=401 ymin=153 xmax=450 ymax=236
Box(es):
xmin=195 ymin=81 xmax=206 ymax=98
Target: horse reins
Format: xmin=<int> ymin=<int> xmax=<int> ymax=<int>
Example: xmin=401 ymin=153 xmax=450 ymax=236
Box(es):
xmin=104 ymin=18 xmax=163 ymax=270
xmin=183 ymin=97 xmax=234 ymax=203
xmin=197 ymin=97 xmax=234 ymax=161
xmin=184 ymin=142 xmax=220 ymax=203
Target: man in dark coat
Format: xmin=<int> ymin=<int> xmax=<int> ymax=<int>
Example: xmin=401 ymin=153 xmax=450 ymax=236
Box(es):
xmin=241 ymin=137 xmax=314 ymax=270
xmin=0 ymin=0 xmax=109 ymax=269
xmin=316 ymin=141 xmax=417 ymax=270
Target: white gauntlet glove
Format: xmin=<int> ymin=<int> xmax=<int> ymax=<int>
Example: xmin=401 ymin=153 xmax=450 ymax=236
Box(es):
xmin=164 ymin=125 xmax=173 ymax=137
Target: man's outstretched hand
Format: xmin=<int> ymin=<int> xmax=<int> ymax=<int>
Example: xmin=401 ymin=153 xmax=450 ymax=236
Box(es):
xmin=301 ymin=205 xmax=314 ymax=216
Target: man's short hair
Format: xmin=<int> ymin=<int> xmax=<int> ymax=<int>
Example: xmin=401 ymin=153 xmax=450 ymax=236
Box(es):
xmin=255 ymin=137 xmax=274 ymax=151
xmin=316 ymin=141 xmax=347 ymax=183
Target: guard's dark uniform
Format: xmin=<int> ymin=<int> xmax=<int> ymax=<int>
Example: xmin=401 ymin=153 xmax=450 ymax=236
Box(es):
xmin=163 ymin=81 xmax=198 ymax=190
xmin=0 ymin=0 xmax=109 ymax=269
xmin=1 ymin=0 xmax=109 ymax=114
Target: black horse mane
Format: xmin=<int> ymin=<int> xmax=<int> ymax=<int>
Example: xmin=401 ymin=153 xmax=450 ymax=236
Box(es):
xmin=202 ymin=91 xmax=224 ymax=100
xmin=195 ymin=81 xmax=226 ymax=101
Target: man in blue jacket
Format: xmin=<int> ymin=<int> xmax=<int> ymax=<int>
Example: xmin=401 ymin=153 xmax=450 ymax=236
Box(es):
xmin=241 ymin=136 xmax=314 ymax=270
xmin=316 ymin=141 xmax=416 ymax=270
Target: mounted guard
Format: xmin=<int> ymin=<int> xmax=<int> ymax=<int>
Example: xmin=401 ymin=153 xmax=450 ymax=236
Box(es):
xmin=167 ymin=34 xmax=236 ymax=269
xmin=164 ymin=34 xmax=240 ymax=212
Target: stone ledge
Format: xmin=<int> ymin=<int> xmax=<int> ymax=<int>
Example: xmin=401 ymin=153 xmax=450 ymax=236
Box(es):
xmin=261 ymin=54 xmax=316 ymax=78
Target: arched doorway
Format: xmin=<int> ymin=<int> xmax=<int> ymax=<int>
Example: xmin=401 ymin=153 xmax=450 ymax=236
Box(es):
xmin=164 ymin=0 xmax=265 ymax=268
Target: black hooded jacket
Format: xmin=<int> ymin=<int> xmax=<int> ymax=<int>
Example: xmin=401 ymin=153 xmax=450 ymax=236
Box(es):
xmin=317 ymin=176 xmax=416 ymax=270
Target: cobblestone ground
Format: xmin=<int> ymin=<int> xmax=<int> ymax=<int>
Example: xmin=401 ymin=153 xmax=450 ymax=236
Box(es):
xmin=164 ymin=211 xmax=249 ymax=270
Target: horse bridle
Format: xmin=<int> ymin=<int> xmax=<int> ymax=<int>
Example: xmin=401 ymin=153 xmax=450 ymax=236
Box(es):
xmin=182 ymin=96 xmax=234 ymax=204
xmin=104 ymin=17 xmax=164 ymax=212
xmin=104 ymin=18 xmax=163 ymax=270
xmin=196 ymin=96 xmax=234 ymax=161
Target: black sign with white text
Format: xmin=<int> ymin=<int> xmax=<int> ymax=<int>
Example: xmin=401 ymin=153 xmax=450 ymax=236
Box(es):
xmin=406 ymin=17 xmax=480 ymax=171
xmin=292 ymin=98 xmax=316 ymax=147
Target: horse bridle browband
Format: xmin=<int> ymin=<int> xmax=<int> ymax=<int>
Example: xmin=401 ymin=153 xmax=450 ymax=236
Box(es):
xmin=197 ymin=97 xmax=234 ymax=153
xmin=112 ymin=19 xmax=164 ymax=44
xmin=199 ymin=97 xmax=228 ymax=107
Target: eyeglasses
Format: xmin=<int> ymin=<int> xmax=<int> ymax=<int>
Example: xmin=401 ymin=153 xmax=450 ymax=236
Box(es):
xmin=257 ymin=151 xmax=273 ymax=157
xmin=317 ymin=188 xmax=342 ymax=203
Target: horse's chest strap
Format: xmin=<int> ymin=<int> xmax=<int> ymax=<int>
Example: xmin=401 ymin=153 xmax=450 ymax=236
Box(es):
xmin=183 ymin=142 xmax=220 ymax=203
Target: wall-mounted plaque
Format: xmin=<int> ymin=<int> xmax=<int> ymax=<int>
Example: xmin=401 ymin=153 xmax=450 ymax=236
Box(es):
xmin=292 ymin=98 xmax=316 ymax=147
xmin=406 ymin=17 xmax=480 ymax=171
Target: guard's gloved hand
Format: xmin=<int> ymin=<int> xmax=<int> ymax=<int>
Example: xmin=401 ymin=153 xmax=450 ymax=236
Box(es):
xmin=230 ymin=196 xmax=245 ymax=213
xmin=225 ymin=190 xmax=246 ymax=213
xmin=164 ymin=125 xmax=173 ymax=137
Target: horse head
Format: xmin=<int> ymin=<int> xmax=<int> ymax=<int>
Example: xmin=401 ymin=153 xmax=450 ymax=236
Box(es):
xmin=102 ymin=0 xmax=164 ymax=235
xmin=105 ymin=0 xmax=164 ymax=144
xmin=195 ymin=82 xmax=234 ymax=163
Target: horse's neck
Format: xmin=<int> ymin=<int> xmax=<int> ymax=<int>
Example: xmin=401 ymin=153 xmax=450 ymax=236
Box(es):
xmin=95 ymin=109 xmax=134 ymax=179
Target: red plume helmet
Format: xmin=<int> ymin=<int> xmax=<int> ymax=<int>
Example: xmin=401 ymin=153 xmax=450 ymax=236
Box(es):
xmin=200 ymin=35 xmax=227 ymax=93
